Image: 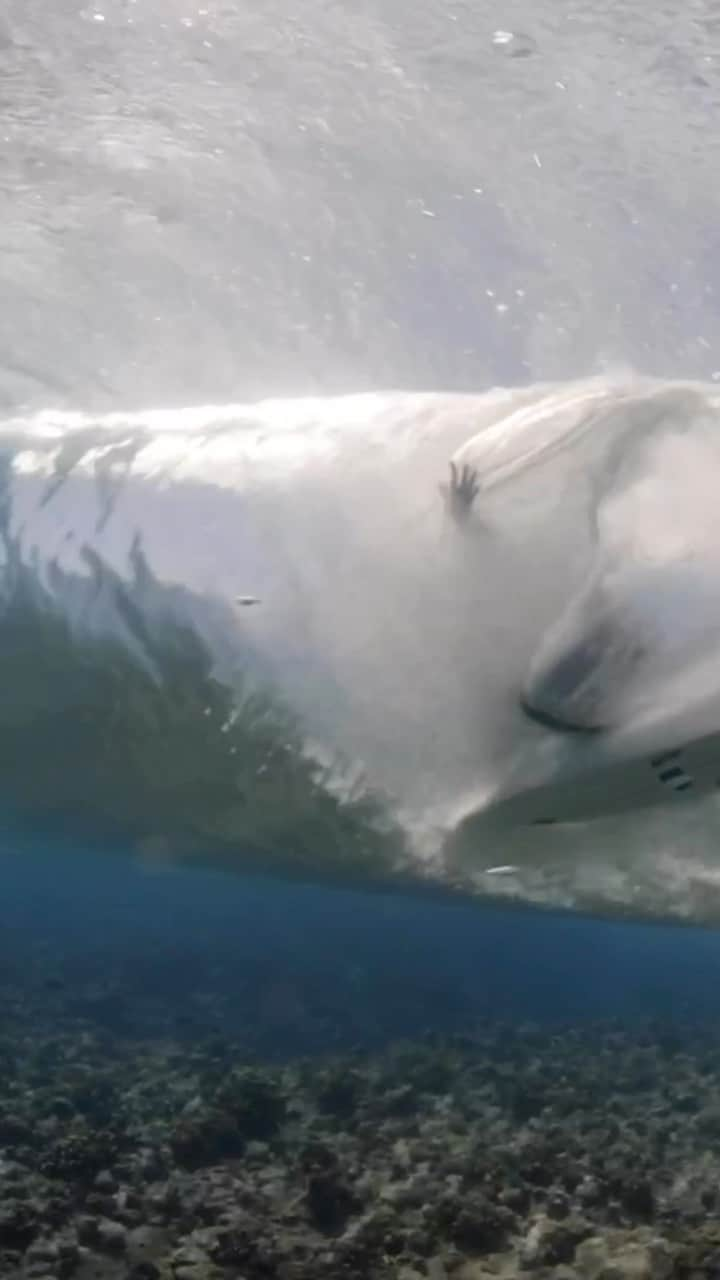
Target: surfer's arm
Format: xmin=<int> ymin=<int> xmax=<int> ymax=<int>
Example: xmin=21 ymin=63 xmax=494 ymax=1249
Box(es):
xmin=442 ymin=460 xmax=479 ymax=523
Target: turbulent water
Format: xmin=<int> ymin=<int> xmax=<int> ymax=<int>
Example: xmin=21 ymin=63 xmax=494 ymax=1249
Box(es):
xmin=4 ymin=2 xmax=720 ymax=922
xmin=3 ymin=376 xmax=720 ymax=925
xmin=4 ymin=0 xmax=720 ymax=409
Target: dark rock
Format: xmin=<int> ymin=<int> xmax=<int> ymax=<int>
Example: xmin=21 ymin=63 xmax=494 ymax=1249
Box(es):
xmin=212 ymin=1067 xmax=287 ymax=1139
xmin=169 ymin=1108 xmax=244 ymax=1168
xmin=38 ymin=1126 xmax=124 ymax=1184
xmin=306 ymin=1170 xmax=358 ymax=1233
xmin=499 ymin=1184 xmax=531 ymax=1215
xmin=547 ymin=1188 xmax=571 ymax=1220
xmin=315 ymin=1067 xmax=364 ymax=1117
xmin=337 ymin=1206 xmax=406 ymax=1267
xmin=0 ymin=1199 xmax=39 ymax=1248
xmin=96 ymin=1218 xmax=127 ymax=1252
xmin=373 ymin=1083 xmax=418 ymax=1118
xmin=126 ymin=1265 xmax=161 ymax=1280
xmin=535 ymin=1217 xmax=592 ymax=1267
xmin=25 ymin=1238 xmax=60 ymax=1267
xmin=619 ymin=1177 xmax=655 ymax=1220
xmin=0 ymin=1111 xmax=34 ymax=1146
xmin=209 ymin=1224 xmax=277 ymax=1273
xmin=75 ymin=1216 xmax=100 ymax=1245
xmin=449 ymin=1194 xmax=516 ymax=1254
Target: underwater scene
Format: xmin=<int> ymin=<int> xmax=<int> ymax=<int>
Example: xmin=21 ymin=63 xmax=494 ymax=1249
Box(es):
xmin=5 ymin=0 xmax=720 ymax=1277
xmin=6 ymin=844 xmax=720 ymax=1280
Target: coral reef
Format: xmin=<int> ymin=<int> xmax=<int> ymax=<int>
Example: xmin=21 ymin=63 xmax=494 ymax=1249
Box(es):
xmin=3 ymin=999 xmax=720 ymax=1278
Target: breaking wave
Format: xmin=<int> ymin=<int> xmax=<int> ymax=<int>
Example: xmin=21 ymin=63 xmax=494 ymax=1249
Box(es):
xmin=4 ymin=374 xmax=720 ymax=923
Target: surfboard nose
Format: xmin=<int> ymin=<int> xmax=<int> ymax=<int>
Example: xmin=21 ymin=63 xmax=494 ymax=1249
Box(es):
xmin=521 ymin=619 xmax=620 ymax=733
xmin=519 ymin=692 xmax=602 ymax=734
xmin=520 ymin=574 xmax=652 ymax=737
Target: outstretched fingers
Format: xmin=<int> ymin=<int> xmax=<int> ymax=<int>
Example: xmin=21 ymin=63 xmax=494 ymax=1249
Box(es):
xmin=460 ymin=464 xmax=479 ymax=502
xmin=447 ymin=460 xmax=480 ymax=516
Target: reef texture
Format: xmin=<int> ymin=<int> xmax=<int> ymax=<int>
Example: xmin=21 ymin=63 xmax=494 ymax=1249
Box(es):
xmin=3 ymin=999 xmax=720 ymax=1279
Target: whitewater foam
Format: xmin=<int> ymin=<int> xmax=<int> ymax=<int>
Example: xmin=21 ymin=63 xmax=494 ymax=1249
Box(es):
xmin=2 ymin=374 xmax=720 ymax=921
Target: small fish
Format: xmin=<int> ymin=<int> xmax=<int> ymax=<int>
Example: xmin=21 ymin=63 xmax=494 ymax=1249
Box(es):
xmin=484 ymin=864 xmax=519 ymax=876
xmin=235 ymin=595 xmax=261 ymax=608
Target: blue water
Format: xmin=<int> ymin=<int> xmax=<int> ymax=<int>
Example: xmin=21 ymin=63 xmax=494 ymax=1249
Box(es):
xmin=4 ymin=837 xmax=720 ymax=1058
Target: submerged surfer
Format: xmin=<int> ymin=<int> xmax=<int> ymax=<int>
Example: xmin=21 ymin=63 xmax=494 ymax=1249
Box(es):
xmin=444 ymin=460 xmax=479 ymax=522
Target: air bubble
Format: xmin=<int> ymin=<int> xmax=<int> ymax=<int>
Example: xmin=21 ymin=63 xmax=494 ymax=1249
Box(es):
xmin=491 ymin=30 xmax=537 ymax=58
